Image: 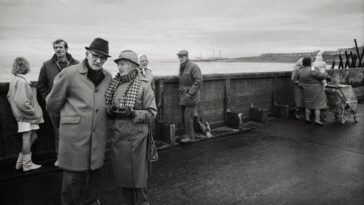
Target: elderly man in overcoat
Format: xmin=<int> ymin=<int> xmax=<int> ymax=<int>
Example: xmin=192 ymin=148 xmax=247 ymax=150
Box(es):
xmin=46 ymin=38 xmax=112 ymax=205
xmin=177 ymin=50 xmax=203 ymax=143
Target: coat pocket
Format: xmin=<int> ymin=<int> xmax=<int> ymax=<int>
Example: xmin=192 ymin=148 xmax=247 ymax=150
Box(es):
xmin=60 ymin=116 xmax=81 ymax=124
xmin=180 ymin=94 xmax=196 ymax=106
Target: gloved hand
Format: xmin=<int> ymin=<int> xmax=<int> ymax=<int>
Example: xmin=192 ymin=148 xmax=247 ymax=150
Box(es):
xmin=298 ymin=84 xmax=304 ymax=90
xmin=106 ymin=106 xmax=115 ymax=118
xmin=326 ymin=76 xmax=332 ymax=82
xmin=113 ymin=107 xmax=135 ymax=119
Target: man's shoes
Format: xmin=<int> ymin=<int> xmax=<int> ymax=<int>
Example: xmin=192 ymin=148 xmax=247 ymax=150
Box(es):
xmin=314 ymin=120 xmax=325 ymax=126
xmin=54 ymin=160 xmax=59 ymax=167
xmin=195 ymin=133 xmax=205 ymax=140
xmin=295 ymin=114 xmax=302 ymax=120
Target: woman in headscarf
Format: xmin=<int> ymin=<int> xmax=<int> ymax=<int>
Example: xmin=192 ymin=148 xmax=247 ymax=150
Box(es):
xmin=298 ymin=57 xmax=331 ymax=125
xmin=291 ymin=58 xmax=305 ymax=119
xmin=105 ymin=50 xmax=157 ymax=205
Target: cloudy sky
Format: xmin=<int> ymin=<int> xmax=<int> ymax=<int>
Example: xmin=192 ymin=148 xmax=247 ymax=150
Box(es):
xmin=0 ymin=0 xmax=363 ymax=59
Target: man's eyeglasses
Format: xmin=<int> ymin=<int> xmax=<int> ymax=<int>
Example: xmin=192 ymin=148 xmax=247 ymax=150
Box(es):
xmin=89 ymin=51 xmax=108 ymax=61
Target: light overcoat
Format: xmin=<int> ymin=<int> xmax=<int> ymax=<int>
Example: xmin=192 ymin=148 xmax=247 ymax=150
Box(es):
xmin=110 ymin=76 xmax=157 ymax=188
xmin=46 ymin=60 xmax=112 ymax=171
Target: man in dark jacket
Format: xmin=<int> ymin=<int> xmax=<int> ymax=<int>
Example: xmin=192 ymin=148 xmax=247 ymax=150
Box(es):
xmin=37 ymin=39 xmax=79 ymax=166
xmin=177 ymin=50 xmax=203 ymax=143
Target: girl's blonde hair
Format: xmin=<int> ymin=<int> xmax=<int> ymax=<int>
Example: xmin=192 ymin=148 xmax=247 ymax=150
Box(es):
xmin=12 ymin=57 xmax=30 ymax=75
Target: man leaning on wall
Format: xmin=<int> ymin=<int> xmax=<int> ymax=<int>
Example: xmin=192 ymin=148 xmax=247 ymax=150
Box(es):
xmin=177 ymin=50 xmax=203 ymax=143
xmin=37 ymin=39 xmax=79 ymax=166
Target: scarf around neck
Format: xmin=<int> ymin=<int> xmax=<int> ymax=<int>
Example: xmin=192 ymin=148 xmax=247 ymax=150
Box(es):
xmin=105 ymin=69 xmax=141 ymax=108
xmin=85 ymin=60 xmax=105 ymax=86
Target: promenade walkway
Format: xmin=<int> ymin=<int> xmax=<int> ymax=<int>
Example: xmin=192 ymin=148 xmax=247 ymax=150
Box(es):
xmin=1 ymin=103 xmax=363 ymax=205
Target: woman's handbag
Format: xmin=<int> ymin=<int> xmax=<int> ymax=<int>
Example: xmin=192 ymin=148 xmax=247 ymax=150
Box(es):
xmin=148 ymin=123 xmax=158 ymax=162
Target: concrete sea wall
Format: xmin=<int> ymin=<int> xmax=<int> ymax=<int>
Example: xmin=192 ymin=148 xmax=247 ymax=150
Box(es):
xmin=0 ymin=68 xmax=363 ymax=165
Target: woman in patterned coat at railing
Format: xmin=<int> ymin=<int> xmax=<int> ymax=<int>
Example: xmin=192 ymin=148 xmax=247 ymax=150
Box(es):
xmin=298 ymin=57 xmax=331 ymax=125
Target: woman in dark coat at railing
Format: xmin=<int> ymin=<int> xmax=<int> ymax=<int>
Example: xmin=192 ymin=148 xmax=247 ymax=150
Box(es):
xmin=298 ymin=57 xmax=331 ymax=125
xmin=291 ymin=58 xmax=305 ymax=119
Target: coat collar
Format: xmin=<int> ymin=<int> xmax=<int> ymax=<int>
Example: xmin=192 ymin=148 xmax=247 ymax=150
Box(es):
xmin=51 ymin=53 xmax=77 ymax=64
xmin=180 ymin=59 xmax=189 ymax=66
xmin=78 ymin=59 xmax=110 ymax=77
xmin=15 ymin=74 xmax=32 ymax=84
xmin=138 ymin=73 xmax=149 ymax=82
xmin=77 ymin=59 xmax=111 ymax=89
xmin=78 ymin=59 xmax=89 ymax=74
xmin=179 ymin=59 xmax=191 ymax=75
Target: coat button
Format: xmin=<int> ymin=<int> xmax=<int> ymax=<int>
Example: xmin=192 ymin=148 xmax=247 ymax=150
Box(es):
xmin=96 ymin=109 xmax=99 ymax=113
xmin=95 ymin=89 xmax=98 ymax=93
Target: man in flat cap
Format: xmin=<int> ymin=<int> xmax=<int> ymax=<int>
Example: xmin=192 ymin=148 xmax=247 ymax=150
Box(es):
xmin=177 ymin=50 xmax=203 ymax=143
xmin=46 ymin=38 xmax=112 ymax=205
xmin=37 ymin=39 xmax=79 ymax=167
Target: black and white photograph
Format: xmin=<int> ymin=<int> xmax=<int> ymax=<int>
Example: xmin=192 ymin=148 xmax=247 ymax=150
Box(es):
xmin=0 ymin=0 xmax=363 ymax=204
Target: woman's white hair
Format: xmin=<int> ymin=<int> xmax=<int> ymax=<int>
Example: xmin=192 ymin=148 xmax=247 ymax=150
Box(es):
xmin=139 ymin=54 xmax=148 ymax=61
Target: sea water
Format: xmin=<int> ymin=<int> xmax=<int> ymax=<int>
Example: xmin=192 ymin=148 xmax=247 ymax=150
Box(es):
xmin=0 ymin=58 xmax=294 ymax=82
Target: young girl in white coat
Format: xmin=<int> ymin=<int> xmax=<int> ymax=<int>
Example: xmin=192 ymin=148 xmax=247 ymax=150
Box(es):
xmin=7 ymin=57 xmax=43 ymax=171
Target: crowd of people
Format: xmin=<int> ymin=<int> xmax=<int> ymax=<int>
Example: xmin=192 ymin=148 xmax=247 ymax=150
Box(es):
xmin=7 ymin=37 xmax=203 ymax=205
xmin=291 ymin=52 xmax=332 ymax=125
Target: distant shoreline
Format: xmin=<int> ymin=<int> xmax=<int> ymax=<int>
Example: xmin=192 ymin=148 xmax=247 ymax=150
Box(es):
xmin=192 ymin=45 xmax=364 ymax=64
xmin=192 ymin=58 xmax=298 ymax=64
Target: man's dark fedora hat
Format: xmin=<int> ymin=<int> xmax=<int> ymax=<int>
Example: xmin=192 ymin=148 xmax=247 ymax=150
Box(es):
xmin=85 ymin=38 xmax=111 ymax=57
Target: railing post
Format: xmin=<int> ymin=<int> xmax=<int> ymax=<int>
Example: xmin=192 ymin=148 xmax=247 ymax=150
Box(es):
xmin=156 ymin=79 xmax=165 ymax=122
xmin=271 ymin=76 xmax=278 ymax=108
xmin=224 ymin=78 xmax=231 ymax=122
xmin=154 ymin=79 xmax=165 ymax=139
xmin=354 ymin=39 xmax=363 ymax=67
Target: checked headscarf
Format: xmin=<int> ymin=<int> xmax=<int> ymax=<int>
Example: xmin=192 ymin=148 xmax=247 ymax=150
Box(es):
xmin=105 ymin=69 xmax=141 ymax=109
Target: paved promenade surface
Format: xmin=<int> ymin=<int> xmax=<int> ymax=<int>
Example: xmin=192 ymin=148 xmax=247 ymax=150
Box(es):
xmin=1 ymin=104 xmax=363 ymax=205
